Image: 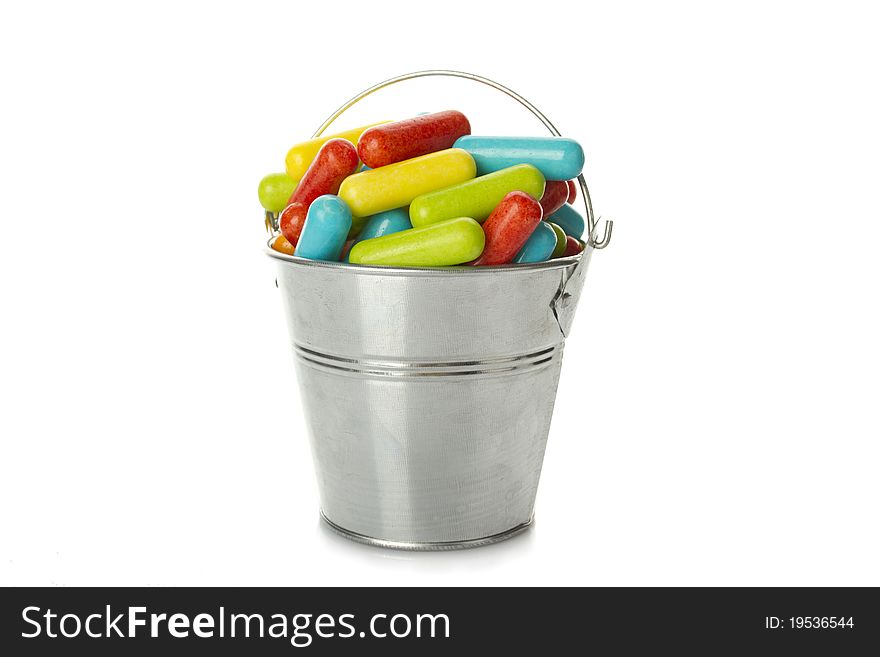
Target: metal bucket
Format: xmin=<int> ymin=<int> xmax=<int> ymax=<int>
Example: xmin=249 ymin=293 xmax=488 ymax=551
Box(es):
xmin=265 ymin=71 xmax=612 ymax=550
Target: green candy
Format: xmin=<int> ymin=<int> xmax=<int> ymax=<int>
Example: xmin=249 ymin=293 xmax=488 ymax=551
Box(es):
xmin=349 ymin=217 xmax=485 ymax=267
xmin=258 ymin=172 xmax=299 ymax=213
xmin=409 ymin=164 xmax=545 ymax=228
xmin=547 ymin=222 xmax=567 ymax=258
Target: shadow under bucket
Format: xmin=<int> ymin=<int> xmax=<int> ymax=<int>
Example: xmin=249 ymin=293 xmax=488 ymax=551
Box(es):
xmin=267 ymin=248 xmax=592 ymax=549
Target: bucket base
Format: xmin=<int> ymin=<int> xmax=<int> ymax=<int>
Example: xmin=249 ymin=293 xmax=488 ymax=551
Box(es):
xmin=320 ymin=511 xmax=534 ymax=551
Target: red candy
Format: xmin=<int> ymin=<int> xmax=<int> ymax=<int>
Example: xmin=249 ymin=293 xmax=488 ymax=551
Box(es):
xmin=566 ymin=179 xmax=577 ymax=204
xmin=280 ymin=138 xmax=359 ymax=245
xmin=473 ymin=191 xmax=543 ymax=266
xmin=279 ymin=202 xmax=307 ymax=245
xmin=539 ymin=180 xmax=569 ymax=217
xmin=563 ymin=235 xmax=584 ymax=257
xmin=357 ymin=110 xmax=471 ymax=169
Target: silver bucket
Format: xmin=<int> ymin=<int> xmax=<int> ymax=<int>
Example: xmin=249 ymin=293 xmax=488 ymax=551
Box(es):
xmin=265 ymin=71 xmax=612 ymax=550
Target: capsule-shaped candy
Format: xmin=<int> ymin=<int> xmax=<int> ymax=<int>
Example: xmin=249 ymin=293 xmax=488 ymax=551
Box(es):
xmin=566 ymin=179 xmax=578 ymax=204
xmin=338 ymin=148 xmax=476 ymax=217
xmin=344 ymin=208 xmax=412 ymax=262
xmin=279 ymin=202 xmax=307 ymax=246
xmin=546 ymin=203 xmax=585 ymax=239
xmin=358 ymin=111 xmax=471 ymax=169
xmin=563 ymin=235 xmax=585 ymax=257
xmin=349 ymin=217 xmax=485 ymax=267
xmin=512 ymin=222 xmax=556 ymax=263
xmin=294 ymin=195 xmax=352 ymax=261
xmin=454 ymin=136 xmax=585 ymax=180
xmin=270 ymin=234 xmax=296 ymax=256
xmin=473 ymin=192 xmax=543 ymax=266
xmin=547 ymin=222 xmax=568 ymax=258
xmin=410 ymin=164 xmax=544 ymax=228
xmin=540 ymin=180 xmax=569 ymax=217
xmin=285 ymin=122 xmax=387 ymax=180
xmin=258 ymin=173 xmax=299 ymax=213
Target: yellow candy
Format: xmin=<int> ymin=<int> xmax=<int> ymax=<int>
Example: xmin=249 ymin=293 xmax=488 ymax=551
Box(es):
xmin=284 ymin=122 xmax=387 ymax=180
xmin=338 ymin=148 xmax=476 ymax=217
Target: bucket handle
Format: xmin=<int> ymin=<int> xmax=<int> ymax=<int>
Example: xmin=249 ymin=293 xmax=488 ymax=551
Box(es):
xmin=267 ymin=70 xmax=613 ymax=250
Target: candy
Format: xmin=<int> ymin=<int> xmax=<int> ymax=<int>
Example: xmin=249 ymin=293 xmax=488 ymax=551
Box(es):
xmin=358 ymin=111 xmax=471 ymax=169
xmin=270 ymin=234 xmax=296 ymax=255
xmin=293 ymin=195 xmax=352 ymax=261
xmin=539 ymin=180 xmax=569 ymax=217
xmin=410 ymin=164 xmax=545 ymax=228
xmin=344 ymin=208 xmax=412 ymax=262
xmin=563 ymin=235 xmax=585 ymax=257
xmin=258 ymin=173 xmax=299 ymax=213
xmin=279 ymin=202 xmax=307 ymax=245
xmin=473 ymin=192 xmax=542 ymax=266
xmin=546 ymin=203 xmax=585 ymax=239
xmin=453 ymin=136 xmax=585 ymax=180
xmin=338 ymin=148 xmax=476 ymax=217
xmin=547 ymin=222 xmax=567 ymax=258
xmin=349 ymin=217 xmax=484 ymax=267
xmin=566 ymin=179 xmax=577 ymax=204
xmin=512 ymin=222 xmax=556 ymax=263
xmin=285 ymin=122 xmax=386 ymax=180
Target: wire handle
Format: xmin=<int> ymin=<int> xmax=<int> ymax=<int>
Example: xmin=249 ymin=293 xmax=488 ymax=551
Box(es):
xmin=269 ymin=70 xmax=612 ymax=249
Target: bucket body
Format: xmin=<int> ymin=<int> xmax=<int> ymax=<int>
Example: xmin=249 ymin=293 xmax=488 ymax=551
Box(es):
xmin=269 ymin=249 xmax=591 ymax=549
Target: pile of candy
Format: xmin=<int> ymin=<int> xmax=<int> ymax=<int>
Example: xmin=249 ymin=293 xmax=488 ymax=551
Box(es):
xmin=258 ymin=111 xmax=587 ymax=267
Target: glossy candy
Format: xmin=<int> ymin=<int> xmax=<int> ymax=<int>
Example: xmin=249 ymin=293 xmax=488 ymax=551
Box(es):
xmin=294 ymin=195 xmax=352 ymax=261
xmin=344 ymin=208 xmax=412 ymax=262
xmin=338 ymin=148 xmax=475 ymax=217
xmin=258 ymin=173 xmax=299 ymax=213
xmin=349 ymin=217 xmax=484 ymax=267
xmin=546 ymin=203 xmax=585 ymax=239
xmin=285 ymin=122 xmax=386 ymax=180
xmin=512 ymin=222 xmax=556 ymax=263
xmin=547 ymin=222 xmax=567 ymax=258
xmin=454 ymin=136 xmax=585 ymax=180
xmin=280 ymin=139 xmax=359 ymax=245
xmin=563 ymin=235 xmax=585 ymax=257
xmin=270 ymin=234 xmax=296 ymax=255
xmin=358 ymin=110 xmax=471 ymax=169
xmin=539 ymin=180 xmax=569 ymax=217
xmin=473 ymin=192 xmax=543 ymax=266
xmin=566 ymin=179 xmax=577 ymax=204
xmin=410 ymin=164 xmax=544 ymax=228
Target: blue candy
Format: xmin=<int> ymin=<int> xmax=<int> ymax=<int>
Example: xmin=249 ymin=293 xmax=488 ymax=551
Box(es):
xmin=294 ymin=195 xmax=352 ymax=261
xmin=453 ymin=136 xmax=584 ymax=180
xmin=546 ymin=203 xmax=585 ymax=240
xmin=513 ymin=222 xmax=556 ymax=263
xmin=345 ymin=207 xmax=412 ymax=262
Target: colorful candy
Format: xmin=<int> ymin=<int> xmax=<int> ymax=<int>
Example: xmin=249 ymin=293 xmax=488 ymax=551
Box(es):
xmin=270 ymin=234 xmax=296 ymax=255
xmin=546 ymin=203 xmax=585 ymax=239
xmin=453 ymin=136 xmax=585 ymax=180
xmin=409 ymin=164 xmax=545 ymax=228
xmin=293 ymin=195 xmax=352 ymax=261
xmin=285 ymin=122 xmax=386 ymax=180
xmin=348 ymin=217 xmax=485 ymax=267
xmin=473 ymin=192 xmax=543 ymax=266
xmin=279 ymin=139 xmax=359 ymax=245
xmin=338 ymin=148 xmax=476 ymax=217
xmin=539 ymin=180 xmax=569 ymax=217
xmin=512 ymin=222 xmax=557 ymax=263
xmin=344 ymin=208 xmax=412 ymax=261
xmin=547 ymin=222 xmax=567 ymax=258
xmin=566 ymin=179 xmax=577 ymax=204
xmin=258 ymin=173 xmax=299 ymax=213
xmin=358 ymin=111 xmax=471 ymax=169
xmin=563 ymin=235 xmax=585 ymax=257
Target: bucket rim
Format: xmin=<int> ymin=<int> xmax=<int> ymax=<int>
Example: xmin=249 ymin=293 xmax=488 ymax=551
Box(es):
xmin=266 ymin=238 xmax=587 ymax=276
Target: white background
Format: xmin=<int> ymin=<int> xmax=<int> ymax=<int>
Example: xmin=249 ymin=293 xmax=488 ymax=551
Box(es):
xmin=1 ymin=0 xmax=878 ymax=587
